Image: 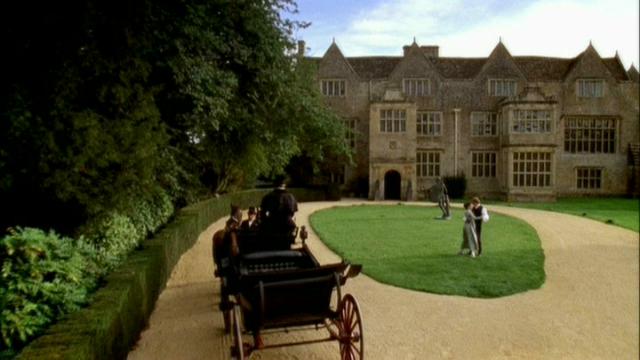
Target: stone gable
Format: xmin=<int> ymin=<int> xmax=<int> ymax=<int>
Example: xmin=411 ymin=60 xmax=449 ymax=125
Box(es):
xmin=317 ymin=42 xmax=357 ymax=80
xmin=563 ymin=44 xmax=616 ymax=83
xmin=475 ymin=42 xmax=526 ymax=81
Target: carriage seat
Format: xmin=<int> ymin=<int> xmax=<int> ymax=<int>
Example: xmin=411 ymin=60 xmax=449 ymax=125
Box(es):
xmin=239 ymin=250 xmax=312 ymax=274
xmin=241 ymin=250 xmax=303 ymax=260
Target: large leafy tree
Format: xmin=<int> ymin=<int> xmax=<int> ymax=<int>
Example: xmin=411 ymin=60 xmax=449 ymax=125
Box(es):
xmin=0 ymin=0 xmax=349 ymax=234
xmin=0 ymin=1 xmax=171 ymax=234
xmin=152 ymin=0 xmax=349 ymax=192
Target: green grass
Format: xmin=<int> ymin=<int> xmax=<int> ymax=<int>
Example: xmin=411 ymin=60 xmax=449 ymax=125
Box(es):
xmin=490 ymin=198 xmax=639 ymax=232
xmin=310 ymin=205 xmax=545 ymax=298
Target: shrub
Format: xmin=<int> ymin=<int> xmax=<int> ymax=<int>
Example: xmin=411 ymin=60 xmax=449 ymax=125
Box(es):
xmin=15 ymin=188 xmax=329 ymax=359
xmin=0 ymin=228 xmax=99 ymax=353
xmin=79 ymin=187 xmax=175 ymax=272
xmin=325 ymin=183 xmax=342 ymax=201
xmin=346 ymin=176 xmax=369 ymax=198
xmin=443 ymin=174 xmax=467 ymax=199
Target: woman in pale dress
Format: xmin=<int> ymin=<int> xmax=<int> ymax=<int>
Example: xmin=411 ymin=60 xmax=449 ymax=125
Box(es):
xmin=458 ymin=202 xmax=480 ymax=258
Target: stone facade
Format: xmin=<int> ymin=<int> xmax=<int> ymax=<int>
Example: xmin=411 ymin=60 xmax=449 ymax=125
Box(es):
xmin=311 ymin=40 xmax=640 ymax=201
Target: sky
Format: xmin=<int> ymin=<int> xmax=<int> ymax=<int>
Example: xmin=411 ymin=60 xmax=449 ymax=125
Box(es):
xmin=288 ymin=0 xmax=639 ymax=70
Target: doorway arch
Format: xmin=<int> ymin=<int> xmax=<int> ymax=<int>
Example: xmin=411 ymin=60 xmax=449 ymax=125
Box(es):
xmin=384 ymin=170 xmax=401 ymax=200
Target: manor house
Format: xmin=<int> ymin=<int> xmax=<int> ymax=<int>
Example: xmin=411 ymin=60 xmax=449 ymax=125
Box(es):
xmin=309 ymin=40 xmax=640 ymax=201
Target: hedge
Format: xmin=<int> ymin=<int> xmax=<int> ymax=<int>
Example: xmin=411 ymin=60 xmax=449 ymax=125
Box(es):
xmin=16 ymin=188 xmax=328 ymax=360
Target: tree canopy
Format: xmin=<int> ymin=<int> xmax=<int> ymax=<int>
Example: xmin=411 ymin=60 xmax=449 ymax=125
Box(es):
xmin=0 ymin=0 xmax=348 ymax=235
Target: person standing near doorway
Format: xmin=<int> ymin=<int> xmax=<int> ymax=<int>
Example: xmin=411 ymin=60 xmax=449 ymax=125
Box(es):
xmin=471 ymin=197 xmax=490 ymax=255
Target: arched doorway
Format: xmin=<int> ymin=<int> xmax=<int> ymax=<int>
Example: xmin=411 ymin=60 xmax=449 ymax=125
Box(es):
xmin=384 ymin=170 xmax=401 ymax=200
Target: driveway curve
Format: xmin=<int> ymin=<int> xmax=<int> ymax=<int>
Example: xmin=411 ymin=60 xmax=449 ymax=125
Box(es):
xmin=128 ymin=200 xmax=639 ymax=360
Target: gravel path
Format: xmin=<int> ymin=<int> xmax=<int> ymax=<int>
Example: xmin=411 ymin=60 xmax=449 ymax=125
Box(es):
xmin=128 ymin=200 xmax=639 ymax=359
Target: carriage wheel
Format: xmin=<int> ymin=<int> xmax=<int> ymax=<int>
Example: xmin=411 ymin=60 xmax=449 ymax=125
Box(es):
xmin=231 ymin=305 xmax=245 ymax=360
xmin=220 ymin=282 xmax=231 ymax=334
xmin=223 ymin=308 xmax=231 ymax=334
xmin=337 ymin=294 xmax=364 ymax=360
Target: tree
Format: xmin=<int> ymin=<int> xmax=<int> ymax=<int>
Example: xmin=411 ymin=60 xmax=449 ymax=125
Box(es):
xmin=0 ymin=0 xmax=350 ymax=234
xmin=0 ymin=1 xmax=172 ymax=233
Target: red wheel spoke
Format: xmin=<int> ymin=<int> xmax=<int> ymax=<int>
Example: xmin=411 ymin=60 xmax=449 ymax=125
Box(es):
xmin=350 ymin=341 xmax=362 ymax=357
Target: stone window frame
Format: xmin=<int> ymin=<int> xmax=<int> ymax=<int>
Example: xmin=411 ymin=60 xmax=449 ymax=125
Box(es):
xmin=416 ymin=111 xmax=442 ymax=136
xmin=379 ymin=109 xmax=407 ymax=133
xmin=471 ymin=151 xmax=497 ymax=178
xmin=512 ymin=152 xmax=552 ymax=188
xmin=471 ymin=112 xmax=498 ymax=136
xmin=488 ymin=78 xmax=517 ymax=97
xmin=403 ymin=78 xmax=431 ymax=97
xmin=344 ymin=118 xmax=357 ymax=151
xmin=320 ymin=79 xmax=346 ymax=97
xmin=563 ymin=116 xmax=617 ymax=154
xmin=576 ymin=78 xmax=605 ymax=98
xmin=511 ymin=109 xmax=552 ymax=134
xmin=416 ymin=150 xmax=441 ymax=178
xmin=575 ymin=167 xmax=603 ymax=190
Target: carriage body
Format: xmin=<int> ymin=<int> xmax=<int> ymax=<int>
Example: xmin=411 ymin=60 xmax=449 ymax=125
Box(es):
xmin=213 ymin=226 xmax=364 ymax=359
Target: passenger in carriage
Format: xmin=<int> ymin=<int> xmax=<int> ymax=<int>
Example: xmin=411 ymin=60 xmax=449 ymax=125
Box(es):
xmin=214 ymin=205 xmax=242 ymax=267
xmin=226 ymin=205 xmax=243 ymax=232
xmin=240 ymin=206 xmax=259 ymax=232
xmin=214 ymin=205 xmax=243 ymax=317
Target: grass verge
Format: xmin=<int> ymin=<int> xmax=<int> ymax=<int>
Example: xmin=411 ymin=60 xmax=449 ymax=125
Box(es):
xmin=490 ymin=198 xmax=639 ymax=232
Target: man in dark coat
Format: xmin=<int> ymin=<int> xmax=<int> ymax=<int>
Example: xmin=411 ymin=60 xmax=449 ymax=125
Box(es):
xmin=259 ymin=177 xmax=298 ymax=248
xmin=240 ymin=206 xmax=259 ymax=232
xmin=471 ymin=197 xmax=490 ymax=255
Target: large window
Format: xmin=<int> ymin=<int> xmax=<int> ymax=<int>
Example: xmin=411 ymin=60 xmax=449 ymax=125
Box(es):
xmin=512 ymin=152 xmax=552 ymax=187
xmin=576 ymin=167 xmax=602 ymax=189
xmin=489 ymin=79 xmax=517 ymax=96
xmin=564 ymin=117 xmax=616 ymax=153
xmin=417 ymin=112 xmax=442 ymax=136
xmin=471 ymin=112 xmax=498 ymax=136
xmin=577 ymin=79 xmax=604 ymax=98
xmin=344 ymin=118 xmax=357 ymax=150
xmin=512 ymin=110 xmax=552 ymax=133
xmin=321 ymin=79 xmax=345 ymax=97
xmin=403 ymin=78 xmax=431 ymax=96
xmin=416 ymin=151 xmax=440 ymax=177
xmin=472 ymin=152 xmax=497 ymax=178
xmin=380 ymin=109 xmax=406 ymax=133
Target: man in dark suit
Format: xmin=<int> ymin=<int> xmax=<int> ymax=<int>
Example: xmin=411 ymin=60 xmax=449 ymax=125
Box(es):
xmin=240 ymin=206 xmax=259 ymax=232
xmin=471 ymin=197 xmax=490 ymax=255
xmin=225 ymin=205 xmax=242 ymax=232
xmin=259 ymin=177 xmax=298 ymax=249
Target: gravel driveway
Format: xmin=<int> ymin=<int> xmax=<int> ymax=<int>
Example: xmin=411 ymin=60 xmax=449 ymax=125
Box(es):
xmin=128 ymin=200 xmax=639 ymax=360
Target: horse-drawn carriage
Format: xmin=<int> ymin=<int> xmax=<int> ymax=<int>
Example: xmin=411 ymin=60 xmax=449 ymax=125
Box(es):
xmin=213 ymin=222 xmax=364 ymax=359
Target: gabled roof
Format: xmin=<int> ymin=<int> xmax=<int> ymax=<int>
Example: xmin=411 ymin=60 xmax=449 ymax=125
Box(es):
xmin=320 ymin=41 xmax=358 ymax=76
xmin=562 ymin=43 xmax=630 ymax=81
xmin=431 ymin=58 xmax=486 ymax=79
xmin=513 ymin=57 xmax=574 ymax=81
xmin=309 ymin=43 xmax=631 ymax=82
xmin=476 ymin=41 xmax=526 ymax=80
xmin=602 ymin=58 xmax=630 ymax=81
xmin=348 ymin=57 xmax=403 ymax=80
xmin=628 ymin=64 xmax=639 ymax=82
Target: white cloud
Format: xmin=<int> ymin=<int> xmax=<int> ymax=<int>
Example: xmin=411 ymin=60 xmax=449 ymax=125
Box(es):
xmin=322 ymin=0 xmax=639 ymax=69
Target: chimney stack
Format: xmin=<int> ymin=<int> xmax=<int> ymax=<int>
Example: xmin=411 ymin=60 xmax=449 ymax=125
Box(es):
xmin=298 ymin=40 xmax=306 ymax=57
xmin=421 ymin=46 xmax=439 ymax=58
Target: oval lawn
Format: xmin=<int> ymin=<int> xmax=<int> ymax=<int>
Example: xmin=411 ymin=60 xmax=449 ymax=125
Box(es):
xmin=310 ymin=204 xmax=545 ymax=298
